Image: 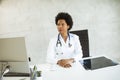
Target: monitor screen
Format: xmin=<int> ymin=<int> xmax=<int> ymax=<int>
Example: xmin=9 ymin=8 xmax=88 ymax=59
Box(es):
xmin=0 ymin=37 xmax=28 ymax=61
xmin=0 ymin=37 xmax=30 ymax=76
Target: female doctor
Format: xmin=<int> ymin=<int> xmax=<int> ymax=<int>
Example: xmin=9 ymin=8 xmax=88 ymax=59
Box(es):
xmin=46 ymin=12 xmax=83 ymax=68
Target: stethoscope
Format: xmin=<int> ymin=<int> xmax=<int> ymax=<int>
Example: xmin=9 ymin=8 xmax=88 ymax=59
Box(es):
xmin=56 ymin=33 xmax=72 ymax=48
xmin=55 ymin=33 xmax=72 ymax=56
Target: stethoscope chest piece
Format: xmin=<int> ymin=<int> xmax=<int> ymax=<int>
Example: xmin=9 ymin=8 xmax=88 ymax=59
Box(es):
xmin=68 ymin=43 xmax=72 ymax=47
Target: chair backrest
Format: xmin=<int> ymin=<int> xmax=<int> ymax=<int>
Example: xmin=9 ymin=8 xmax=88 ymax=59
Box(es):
xmin=70 ymin=29 xmax=90 ymax=58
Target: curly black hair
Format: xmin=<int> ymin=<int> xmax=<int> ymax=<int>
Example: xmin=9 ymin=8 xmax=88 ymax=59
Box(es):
xmin=55 ymin=12 xmax=73 ymax=31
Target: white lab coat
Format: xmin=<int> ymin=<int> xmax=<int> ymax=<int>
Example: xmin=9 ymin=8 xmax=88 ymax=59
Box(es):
xmin=46 ymin=33 xmax=83 ymax=64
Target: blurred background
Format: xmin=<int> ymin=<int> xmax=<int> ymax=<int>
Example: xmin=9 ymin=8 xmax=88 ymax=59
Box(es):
xmin=0 ymin=0 xmax=120 ymax=64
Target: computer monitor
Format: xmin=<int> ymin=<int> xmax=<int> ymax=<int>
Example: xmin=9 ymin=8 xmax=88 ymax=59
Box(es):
xmin=0 ymin=37 xmax=30 ymax=76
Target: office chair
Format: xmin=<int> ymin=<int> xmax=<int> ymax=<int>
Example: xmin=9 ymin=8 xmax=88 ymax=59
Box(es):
xmin=70 ymin=29 xmax=90 ymax=58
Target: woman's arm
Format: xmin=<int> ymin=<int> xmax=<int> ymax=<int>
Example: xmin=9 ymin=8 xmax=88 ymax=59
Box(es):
xmin=73 ymin=35 xmax=83 ymax=62
xmin=46 ymin=39 xmax=58 ymax=64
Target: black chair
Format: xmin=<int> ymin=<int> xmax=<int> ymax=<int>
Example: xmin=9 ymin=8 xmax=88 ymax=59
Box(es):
xmin=70 ymin=29 xmax=90 ymax=58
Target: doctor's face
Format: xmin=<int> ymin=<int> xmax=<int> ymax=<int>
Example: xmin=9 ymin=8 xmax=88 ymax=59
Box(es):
xmin=57 ymin=19 xmax=69 ymax=34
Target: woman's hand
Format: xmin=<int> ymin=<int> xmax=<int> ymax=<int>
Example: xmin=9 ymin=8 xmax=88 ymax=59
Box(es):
xmin=57 ymin=58 xmax=75 ymax=68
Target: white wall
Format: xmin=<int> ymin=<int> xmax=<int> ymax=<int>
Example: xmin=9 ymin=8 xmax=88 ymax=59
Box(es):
xmin=0 ymin=0 xmax=120 ymax=64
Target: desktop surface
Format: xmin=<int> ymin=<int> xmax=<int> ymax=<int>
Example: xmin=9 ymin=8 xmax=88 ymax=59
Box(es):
xmin=35 ymin=56 xmax=120 ymax=80
xmin=3 ymin=56 xmax=120 ymax=80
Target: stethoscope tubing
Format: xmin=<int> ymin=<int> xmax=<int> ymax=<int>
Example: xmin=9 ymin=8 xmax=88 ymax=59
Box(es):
xmin=56 ymin=33 xmax=71 ymax=47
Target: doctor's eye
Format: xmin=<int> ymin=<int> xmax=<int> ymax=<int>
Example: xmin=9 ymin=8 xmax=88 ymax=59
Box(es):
xmin=57 ymin=23 xmax=60 ymax=26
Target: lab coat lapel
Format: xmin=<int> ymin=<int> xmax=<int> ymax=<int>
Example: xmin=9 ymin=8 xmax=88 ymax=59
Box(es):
xmin=59 ymin=34 xmax=69 ymax=47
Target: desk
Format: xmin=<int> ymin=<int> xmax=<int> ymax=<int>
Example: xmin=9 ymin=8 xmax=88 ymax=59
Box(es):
xmin=3 ymin=56 xmax=120 ymax=80
xmin=36 ymin=57 xmax=120 ymax=80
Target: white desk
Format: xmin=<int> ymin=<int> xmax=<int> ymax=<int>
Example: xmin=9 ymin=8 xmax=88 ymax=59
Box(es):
xmin=35 ymin=58 xmax=120 ymax=80
xmin=3 ymin=56 xmax=120 ymax=80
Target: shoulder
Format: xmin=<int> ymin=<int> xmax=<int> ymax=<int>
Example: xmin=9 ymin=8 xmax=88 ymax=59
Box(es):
xmin=69 ymin=33 xmax=79 ymax=39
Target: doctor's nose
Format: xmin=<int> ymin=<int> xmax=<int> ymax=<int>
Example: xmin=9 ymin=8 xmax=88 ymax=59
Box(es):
xmin=57 ymin=26 xmax=62 ymax=30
